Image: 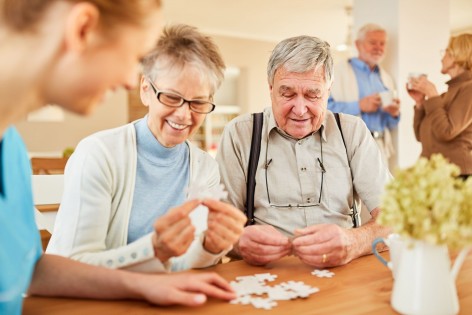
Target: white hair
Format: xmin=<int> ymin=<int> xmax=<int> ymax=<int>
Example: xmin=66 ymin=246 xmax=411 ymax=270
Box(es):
xmin=356 ymin=23 xmax=386 ymax=41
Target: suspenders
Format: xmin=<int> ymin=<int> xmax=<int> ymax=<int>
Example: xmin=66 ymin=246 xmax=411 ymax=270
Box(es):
xmin=245 ymin=112 xmax=360 ymax=228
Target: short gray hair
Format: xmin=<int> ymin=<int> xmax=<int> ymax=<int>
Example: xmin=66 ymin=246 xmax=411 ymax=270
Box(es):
xmin=267 ymin=35 xmax=333 ymax=87
xmin=356 ymin=23 xmax=386 ymax=41
xmin=141 ymin=24 xmax=225 ymax=96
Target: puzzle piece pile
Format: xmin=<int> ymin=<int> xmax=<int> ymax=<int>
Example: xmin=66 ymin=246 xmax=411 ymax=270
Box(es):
xmin=229 ymin=273 xmax=320 ymax=310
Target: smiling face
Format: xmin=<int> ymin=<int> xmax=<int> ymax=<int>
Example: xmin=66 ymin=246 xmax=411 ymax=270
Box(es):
xmin=141 ymin=65 xmax=211 ymax=147
xmin=45 ymin=9 xmax=163 ymax=116
xmin=356 ymin=30 xmax=386 ymax=69
xmin=270 ymin=66 xmax=330 ymax=139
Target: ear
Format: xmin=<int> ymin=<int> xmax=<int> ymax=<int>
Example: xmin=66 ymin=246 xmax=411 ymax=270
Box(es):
xmin=63 ymin=3 xmax=100 ymax=53
xmin=140 ymin=75 xmax=151 ymax=107
xmin=355 ymin=39 xmax=361 ymax=51
xmin=327 ymin=81 xmax=333 ymax=93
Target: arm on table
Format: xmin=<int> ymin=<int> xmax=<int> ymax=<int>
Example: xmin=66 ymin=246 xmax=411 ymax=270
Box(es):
xmin=29 ymin=254 xmax=236 ymax=306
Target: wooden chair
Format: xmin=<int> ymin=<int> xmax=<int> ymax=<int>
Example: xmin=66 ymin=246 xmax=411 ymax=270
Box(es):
xmin=32 ymin=174 xmax=64 ymax=250
xmin=31 ymin=157 xmax=68 ymax=175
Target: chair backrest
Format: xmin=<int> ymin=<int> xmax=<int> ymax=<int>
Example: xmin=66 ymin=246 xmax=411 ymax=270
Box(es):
xmin=32 ymin=174 xmax=64 ymax=249
xmin=31 ymin=157 xmax=68 ymax=175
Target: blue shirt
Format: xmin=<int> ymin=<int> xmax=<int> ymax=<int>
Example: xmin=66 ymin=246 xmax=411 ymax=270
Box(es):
xmin=127 ymin=118 xmax=190 ymax=244
xmin=0 ymin=127 xmax=42 ymax=315
xmin=328 ymin=57 xmax=400 ymax=132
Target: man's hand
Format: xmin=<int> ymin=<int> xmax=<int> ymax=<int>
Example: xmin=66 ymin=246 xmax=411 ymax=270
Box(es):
xmin=235 ymin=225 xmax=292 ymax=265
xmin=152 ymin=200 xmax=200 ymax=263
xmin=292 ymin=224 xmax=354 ymax=267
xmin=359 ymin=94 xmax=381 ymax=113
xmin=202 ymin=199 xmax=246 ymax=254
xmin=383 ymin=98 xmax=400 ymax=117
xmin=134 ymin=272 xmax=236 ymax=306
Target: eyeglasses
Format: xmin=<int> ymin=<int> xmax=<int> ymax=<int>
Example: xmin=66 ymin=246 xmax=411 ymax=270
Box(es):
xmin=146 ymin=77 xmax=216 ymax=114
xmin=440 ymin=49 xmax=450 ymax=58
xmin=264 ymin=132 xmax=325 ymax=208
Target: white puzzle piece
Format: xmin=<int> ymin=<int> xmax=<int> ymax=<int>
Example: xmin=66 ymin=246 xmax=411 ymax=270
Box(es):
xmin=229 ymin=273 xmax=319 ymax=310
xmin=311 ymin=269 xmax=335 ymax=278
xmin=186 ymin=183 xmax=228 ymax=234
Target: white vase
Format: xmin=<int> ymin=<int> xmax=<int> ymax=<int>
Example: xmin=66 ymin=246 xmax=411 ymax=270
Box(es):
xmin=391 ymin=240 xmax=468 ymax=315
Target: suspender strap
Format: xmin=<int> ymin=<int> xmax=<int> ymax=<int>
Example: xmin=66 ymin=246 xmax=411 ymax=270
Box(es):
xmin=334 ymin=113 xmax=361 ymax=228
xmin=245 ymin=112 xmax=264 ymax=225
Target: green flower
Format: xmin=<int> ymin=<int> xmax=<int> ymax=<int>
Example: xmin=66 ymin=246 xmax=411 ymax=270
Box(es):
xmin=377 ymin=154 xmax=472 ymax=249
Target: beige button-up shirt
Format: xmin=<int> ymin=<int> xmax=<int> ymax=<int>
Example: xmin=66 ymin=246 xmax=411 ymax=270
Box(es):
xmin=216 ymin=107 xmax=391 ymax=236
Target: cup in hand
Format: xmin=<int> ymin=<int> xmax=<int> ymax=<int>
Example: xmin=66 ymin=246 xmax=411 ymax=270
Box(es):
xmin=372 ymin=233 xmax=404 ymax=279
xmin=407 ymin=72 xmax=427 ymax=90
xmin=379 ymin=91 xmax=394 ymax=107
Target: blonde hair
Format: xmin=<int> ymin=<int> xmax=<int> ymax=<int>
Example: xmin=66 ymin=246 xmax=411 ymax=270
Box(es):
xmin=142 ymin=24 xmax=226 ymax=96
xmin=0 ymin=0 xmax=161 ymax=32
xmin=447 ymin=34 xmax=472 ymax=71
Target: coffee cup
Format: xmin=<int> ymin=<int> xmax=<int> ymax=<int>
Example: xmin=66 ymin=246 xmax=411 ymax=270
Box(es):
xmin=407 ymin=72 xmax=427 ymax=89
xmin=379 ymin=90 xmax=394 ymax=107
xmin=372 ymin=233 xmax=404 ymax=278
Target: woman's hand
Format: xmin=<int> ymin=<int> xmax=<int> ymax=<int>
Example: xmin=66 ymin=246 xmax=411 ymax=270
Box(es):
xmin=408 ymin=75 xmax=439 ymax=107
xmin=134 ymin=272 xmax=236 ymax=306
xmin=406 ymin=83 xmax=426 ymax=108
xmin=152 ymin=199 xmax=200 ymax=263
xmin=202 ymin=199 xmax=246 ymax=254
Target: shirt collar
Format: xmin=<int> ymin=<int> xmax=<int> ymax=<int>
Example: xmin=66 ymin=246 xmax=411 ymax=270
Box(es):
xmin=350 ymin=57 xmax=380 ymax=74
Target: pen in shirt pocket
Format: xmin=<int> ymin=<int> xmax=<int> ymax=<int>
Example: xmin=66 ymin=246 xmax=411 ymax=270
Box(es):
xmin=317 ymin=157 xmax=326 ymax=173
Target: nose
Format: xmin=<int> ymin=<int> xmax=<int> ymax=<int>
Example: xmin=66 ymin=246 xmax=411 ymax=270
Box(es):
xmin=292 ymin=96 xmax=308 ymax=117
xmin=173 ymin=100 xmax=192 ymax=118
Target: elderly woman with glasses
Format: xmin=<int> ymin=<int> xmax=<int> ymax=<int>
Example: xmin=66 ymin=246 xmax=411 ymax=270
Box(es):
xmin=47 ymin=24 xmax=246 ymax=272
xmin=408 ymin=33 xmax=472 ymax=178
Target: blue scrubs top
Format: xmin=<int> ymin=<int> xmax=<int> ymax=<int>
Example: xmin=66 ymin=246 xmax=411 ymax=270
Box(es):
xmin=0 ymin=127 xmax=42 ymax=315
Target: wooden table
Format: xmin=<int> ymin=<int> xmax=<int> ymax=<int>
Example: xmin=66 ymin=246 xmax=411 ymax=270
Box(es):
xmin=23 ymin=252 xmax=472 ymax=315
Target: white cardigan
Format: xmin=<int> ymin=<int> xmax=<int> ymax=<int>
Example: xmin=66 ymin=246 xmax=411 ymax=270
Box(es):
xmin=330 ymin=59 xmax=395 ymax=103
xmin=47 ymin=122 xmax=226 ymax=272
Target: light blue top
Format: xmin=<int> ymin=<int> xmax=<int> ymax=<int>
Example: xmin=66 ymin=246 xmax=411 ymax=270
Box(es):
xmin=127 ymin=117 xmax=190 ymax=244
xmin=328 ymin=57 xmax=400 ymax=132
xmin=0 ymin=127 xmax=42 ymax=315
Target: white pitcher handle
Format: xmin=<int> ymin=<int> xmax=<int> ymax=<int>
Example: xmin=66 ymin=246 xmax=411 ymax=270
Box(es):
xmin=451 ymin=246 xmax=471 ymax=281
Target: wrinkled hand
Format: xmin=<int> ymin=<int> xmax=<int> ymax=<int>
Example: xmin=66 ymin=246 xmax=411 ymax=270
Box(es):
xmin=203 ymin=199 xmax=246 ymax=254
xmin=292 ymin=224 xmax=354 ymax=268
xmin=236 ymin=225 xmax=292 ymax=266
xmin=406 ymin=82 xmax=426 ymax=108
xmin=136 ymin=272 xmax=236 ymax=306
xmin=152 ymin=199 xmax=200 ymax=263
xmin=383 ymin=98 xmax=400 ymax=117
xmin=408 ymin=75 xmax=439 ymax=99
xmin=359 ymin=94 xmax=381 ymax=113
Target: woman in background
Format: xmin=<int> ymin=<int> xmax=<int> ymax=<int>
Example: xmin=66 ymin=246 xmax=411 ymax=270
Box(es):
xmin=47 ymin=24 xmax=246 ymax=273
xmin=409 ymin=33 xmax=472 ymax=178
xmin=0 ymin=1 xmax=235 ymax=314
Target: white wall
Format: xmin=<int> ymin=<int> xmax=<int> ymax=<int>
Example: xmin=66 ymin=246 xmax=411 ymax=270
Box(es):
xmin=16 ymin=89 xmax=128 ymax=152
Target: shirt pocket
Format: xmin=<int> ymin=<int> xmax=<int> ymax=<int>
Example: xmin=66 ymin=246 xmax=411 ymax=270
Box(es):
xmin=324 ymin=165 xmax=352 ymax=215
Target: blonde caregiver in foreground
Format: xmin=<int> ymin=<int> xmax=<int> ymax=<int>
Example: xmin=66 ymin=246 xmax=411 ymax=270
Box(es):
xmin=0 ymin=1 xmax=235 ymax=314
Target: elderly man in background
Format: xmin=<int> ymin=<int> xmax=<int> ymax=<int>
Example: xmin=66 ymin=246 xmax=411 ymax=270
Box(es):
xmin=328 ymin=23 xmax=400 ymax=170
xmin=216 ymin=35 xmax=391 ymax=268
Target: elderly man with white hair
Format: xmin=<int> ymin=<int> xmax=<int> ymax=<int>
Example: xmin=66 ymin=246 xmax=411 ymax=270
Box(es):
xmin=328 ymin=23 xmax=400 ymax=170
xmin=217 ymin=35 xmax=391 ymax=268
